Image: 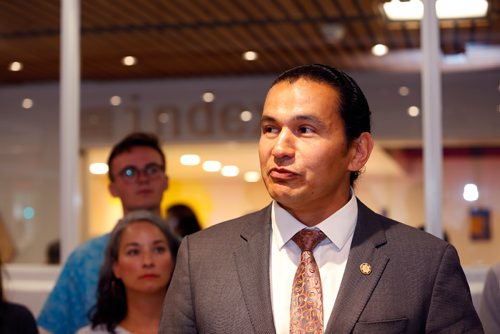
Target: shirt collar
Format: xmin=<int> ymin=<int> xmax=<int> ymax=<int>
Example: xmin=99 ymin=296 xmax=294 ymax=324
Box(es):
xmin=271 ymin=189 xmax=358 ymax=251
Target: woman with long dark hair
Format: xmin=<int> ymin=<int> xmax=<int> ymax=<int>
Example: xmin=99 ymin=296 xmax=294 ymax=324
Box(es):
xmin=77 ymin=210 xmax=179 ymax=334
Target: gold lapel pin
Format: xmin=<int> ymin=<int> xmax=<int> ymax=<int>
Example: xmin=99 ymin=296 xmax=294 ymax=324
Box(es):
xmin=359 ymin=262 xmax=372 ymax=275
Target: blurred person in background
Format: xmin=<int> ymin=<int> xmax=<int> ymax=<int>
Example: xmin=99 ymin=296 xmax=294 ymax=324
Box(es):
xmin=38 ymin=132 xmax=169 ymax=334
xmin=77 ymin=210 xmax=179 ymax=334
xmin=1 ymin=253 xmax=39 ymax=333
xmin=479 ymin=262 xmax=500 ymax=334
xmin=166 ymin=203 xmax=201 ymax=238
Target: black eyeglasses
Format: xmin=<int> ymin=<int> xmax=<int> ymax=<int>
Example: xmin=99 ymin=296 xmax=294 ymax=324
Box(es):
xmin=116 ymin=163 xmax=165 ymax=182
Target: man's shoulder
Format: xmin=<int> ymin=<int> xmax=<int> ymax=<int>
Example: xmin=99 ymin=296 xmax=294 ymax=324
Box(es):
xmin=188 ymin=206 xmax=271 ymax=242
xmin=357 ymin=199 xmax=448 ymax=249
xmin=65 ymin=233 xmax=110 ymax=265
xmin=488 ymin=262 xmax=500 ymax=280
xmin=202 ymin=206 xmax=269 ymax=232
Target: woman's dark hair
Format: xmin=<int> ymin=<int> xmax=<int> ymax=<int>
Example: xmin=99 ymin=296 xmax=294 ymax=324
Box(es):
xmin=89 ymin=210 xmax=180 ymax=333
xmin=272 ymin=64 xmax=372 ymax=185
xmin=0 ymin=255 xmax=4 ymax=303
xmin=166 ymin=204 xmax=201 ymax=237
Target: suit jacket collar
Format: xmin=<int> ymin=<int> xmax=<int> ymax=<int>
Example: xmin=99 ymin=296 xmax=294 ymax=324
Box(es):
xmin=326 ymin=199 xmax=389 ymax=333
xmin=232 ymin=200 xmax=389 ymax=334
xmin=233 ymin=204 xmax=276 ymax=333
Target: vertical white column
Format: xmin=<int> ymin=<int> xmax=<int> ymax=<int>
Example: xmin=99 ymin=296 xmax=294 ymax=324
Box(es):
xmin=60 ymin=0 xmax=81 ymax=261
xmin=421 ymin=0 xmax=443 ymax=239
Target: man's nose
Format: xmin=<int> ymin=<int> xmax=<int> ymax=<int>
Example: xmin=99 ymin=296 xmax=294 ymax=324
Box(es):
xmin=272 ymin=128 xmax=295 ymax=160
xmin=136 ymin=169 xmax=150 ymax=182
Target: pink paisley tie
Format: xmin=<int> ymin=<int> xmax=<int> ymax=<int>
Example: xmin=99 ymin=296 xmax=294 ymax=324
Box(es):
xmin=290 ymin=229 xmax=326 ymax=334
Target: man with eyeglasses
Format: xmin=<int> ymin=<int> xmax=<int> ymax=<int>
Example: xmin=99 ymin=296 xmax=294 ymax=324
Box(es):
xmin=38 ymin=132 xmax=169 ymax=334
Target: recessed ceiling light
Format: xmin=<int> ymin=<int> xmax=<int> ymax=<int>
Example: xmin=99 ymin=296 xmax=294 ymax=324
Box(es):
xmin=89 ymin=163 xmax=109 ymax=175
xmin=371 ymin=44 xmax=389 ymax=56
xmin=408 ymin=105 xmax=420 ymax=117
xmin=122 ymin=56 xmax=137 ymax=66
xmin=242 ymin=51 xmax=258 ymax=61
xmin=22 ymin=98 xmax=33 ymax=109
xmin=221 ymin=165 xmax=239 ymax=177
xmin=9 ymin=61 xmax=23 ymax=72
xmin=240 ymin=110 xmax=253 ymax=122
xmin=321 ymin=23 xmax=345 ymax=43
xmin=158 ymin=112 xmax=170 ymax=124
xmin=180 ymin=154 xmax=201 ymax=166
xmin=399 ymin=86 xmax=410 ymax=96
xmin=202 ymin=92 xmax=215 ymax=103
xmin=244 ymin=171 xmax=261 ymax=183
xmin=202 ymin=160 xmax=221 ymax=172
xmin=110 ymin=95 xmax=122 ymax=106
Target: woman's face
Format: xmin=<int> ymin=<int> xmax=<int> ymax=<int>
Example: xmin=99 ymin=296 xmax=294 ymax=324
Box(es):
xmin=112 ymin=221 xmax=174 ymax=295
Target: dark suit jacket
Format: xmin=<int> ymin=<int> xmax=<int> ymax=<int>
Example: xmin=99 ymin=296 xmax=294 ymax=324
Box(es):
xmin=159 ymin=200 xmax=483 ymax=333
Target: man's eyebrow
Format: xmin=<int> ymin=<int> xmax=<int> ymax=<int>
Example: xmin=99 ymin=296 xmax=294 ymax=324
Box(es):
xmin=260 ymin=115 xmax=276 ymax=123
xmin=261 ymin=114 xmax=324 ymax=125
xmin=293 ymin=115 xmax=323 ymax=124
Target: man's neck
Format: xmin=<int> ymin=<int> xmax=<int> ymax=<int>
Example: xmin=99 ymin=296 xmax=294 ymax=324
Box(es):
xmin=123 ymin=207 xmax=161 ymax=216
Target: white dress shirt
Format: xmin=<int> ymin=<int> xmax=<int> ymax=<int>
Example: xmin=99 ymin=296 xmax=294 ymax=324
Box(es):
xmin=270 ymin=194 xmax=358 ymax=334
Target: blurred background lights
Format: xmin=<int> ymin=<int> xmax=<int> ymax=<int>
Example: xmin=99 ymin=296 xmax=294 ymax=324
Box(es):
xmin=9 ymin=61 xmax=23 ymax=71
xmin=202 ymin=92 xmax=215 ymax=103
xmin=407 ymin=105 xmax=420 ymax=117
xmin=221 ymin=165 xmax=239 ymax=177
xmin=202 ymin=160 xmax=221 ymax=172
xmin=89 ymin=163 xmax=109 ymax=175
xmin=180 ymin=154 xmax=201 ymax=166
xmin=243 ymin=51 xmax=258 ymax=61
xmin=23 ymin=206 xmax=35 ymax=220
xmin=463 ymin=183 xmax=479 ymax=202
xmin=110 ymin=95 xmax=122 ymax=106
xmin=22 ymin=98 xmax=34 ymax=109
xmin=371 ymin=43 xmax=389 ymax=56
xmin=244 ymin=171 xmax=261 ymax=183
xmin=158 ymin=112 xmax=170 ymax=123
xmin=122 ymin=56 xmax=137 ymax=66
xmin=240 ymin=110 xmax=253 ymax=122
xmin=398 ymin=86 xmax=410 ymax=96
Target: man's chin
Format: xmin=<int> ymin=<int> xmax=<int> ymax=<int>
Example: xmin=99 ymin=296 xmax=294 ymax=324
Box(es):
xmin=269 ymin=189 xmax=298 ymax=204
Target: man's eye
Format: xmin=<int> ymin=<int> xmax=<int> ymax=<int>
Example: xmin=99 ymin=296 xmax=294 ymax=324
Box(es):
xmin=145 ymin=165 xmax=160 ymax=175
xmin=298 ymin=126 xmax=314 ymax=134
xmin=262 ymin=125 xmax=278 ymax=134
xmin=123 ymin=168 xmax=136 ymax=177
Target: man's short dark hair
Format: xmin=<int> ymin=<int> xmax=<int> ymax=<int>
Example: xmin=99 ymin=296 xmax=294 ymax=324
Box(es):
xmin=272 ymin=64 xmax=371 ymax=185
xmin=107 ymin=132 xmax=166 ymax=182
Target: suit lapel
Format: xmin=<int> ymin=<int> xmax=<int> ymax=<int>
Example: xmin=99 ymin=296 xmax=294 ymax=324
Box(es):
xmin=233 ymin=205 xmax=276 ymax=333
xmin=326 ymin=200 xmax=390 ymax=333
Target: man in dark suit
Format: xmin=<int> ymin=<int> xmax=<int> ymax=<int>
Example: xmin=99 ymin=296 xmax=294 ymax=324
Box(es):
xmin=159 ymin=64 xmax=482 ymax=333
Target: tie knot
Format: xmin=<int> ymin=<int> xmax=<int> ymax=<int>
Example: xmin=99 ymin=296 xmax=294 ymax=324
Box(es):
xmin=292 ymin=229 xmax=326 ymax=252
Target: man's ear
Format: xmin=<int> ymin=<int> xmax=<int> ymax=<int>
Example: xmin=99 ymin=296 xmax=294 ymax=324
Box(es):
xmin=108 ymin=182 xmax=119 ymax=198
xmin=163 ymin=175 xmax=169 ymax=191
xmin=348 ymin=132 xmax=374 ymax=172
